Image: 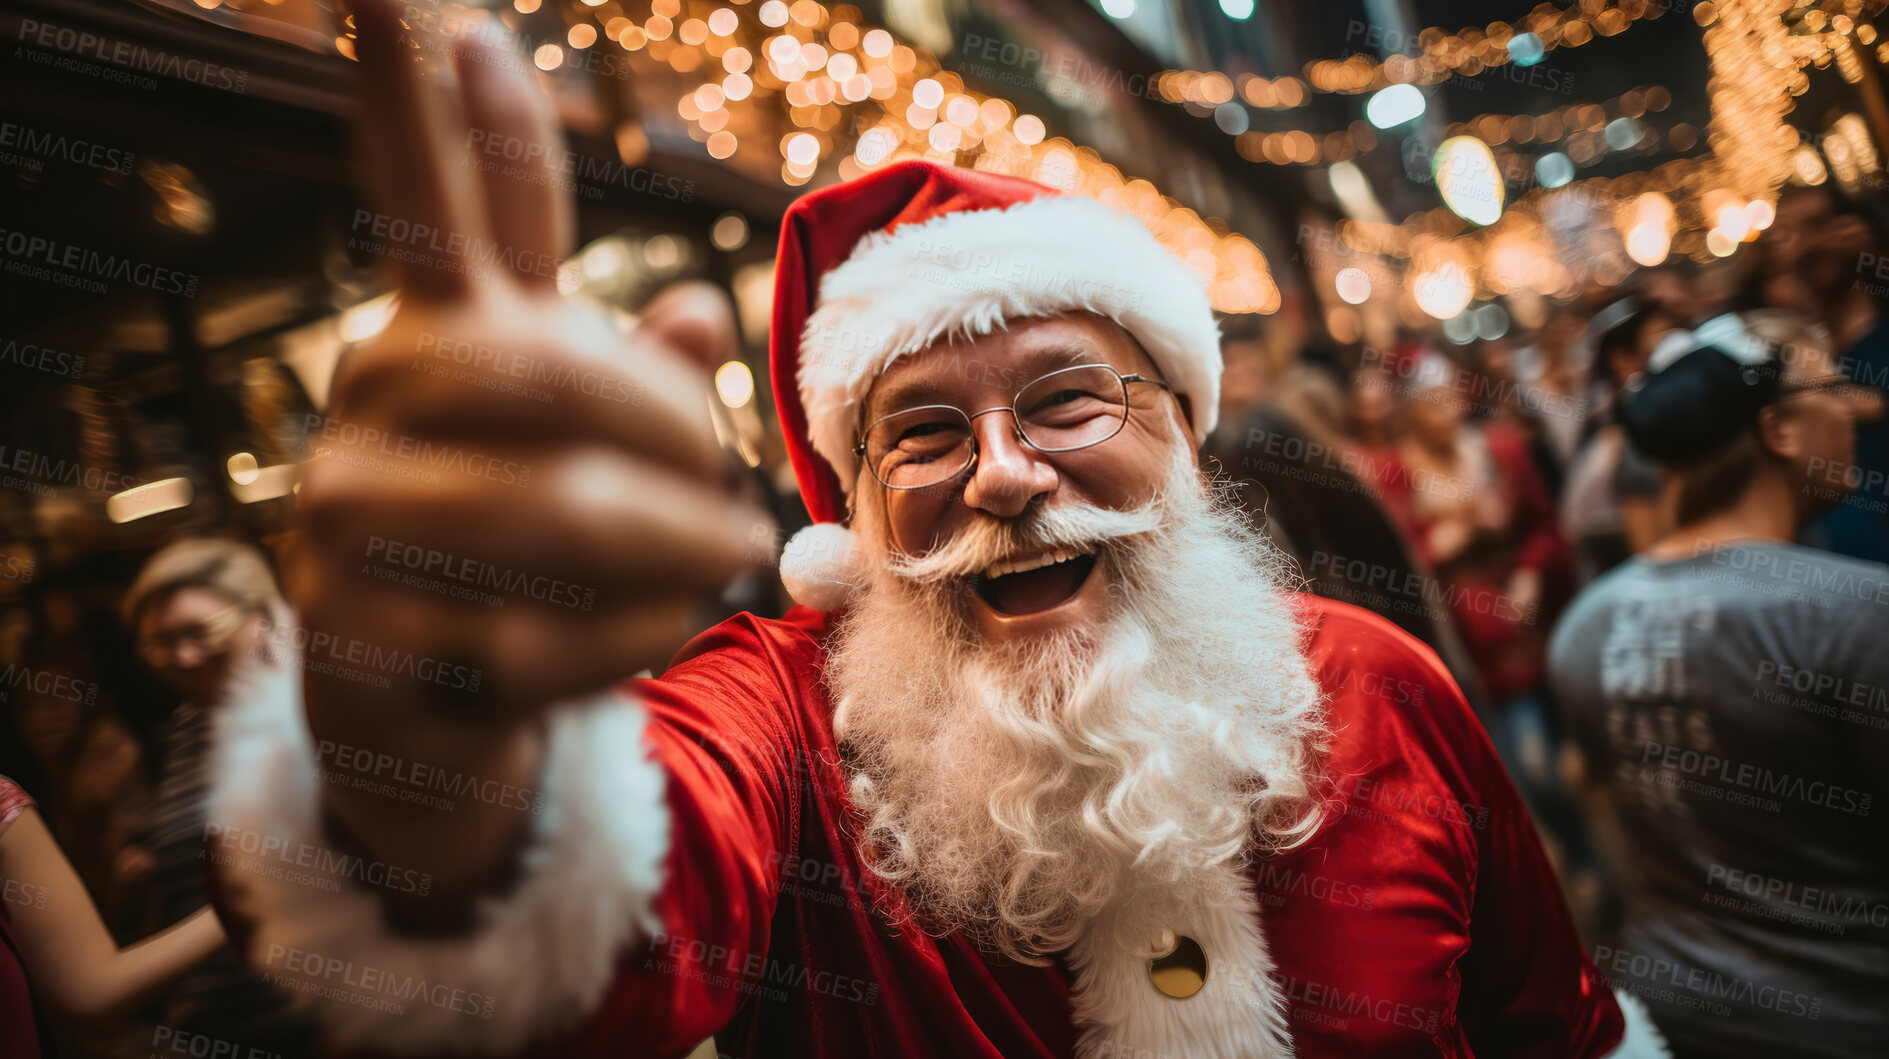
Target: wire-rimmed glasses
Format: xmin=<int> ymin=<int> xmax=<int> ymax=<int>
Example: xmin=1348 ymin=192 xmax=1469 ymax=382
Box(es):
xmin=854 ymin=363 xmax=1171 ymax=490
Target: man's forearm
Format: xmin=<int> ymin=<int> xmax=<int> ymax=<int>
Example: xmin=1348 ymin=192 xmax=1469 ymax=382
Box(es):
xmin=303 ymin=669 xmax=547 ymax=922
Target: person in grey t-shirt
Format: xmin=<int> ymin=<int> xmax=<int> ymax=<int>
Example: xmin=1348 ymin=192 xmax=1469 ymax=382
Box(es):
xmin=1549 ymin=311 xmax=1889 ymax=1058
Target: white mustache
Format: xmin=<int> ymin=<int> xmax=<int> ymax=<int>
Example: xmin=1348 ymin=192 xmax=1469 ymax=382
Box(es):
xmin=886 ymin=499 xmax=1168 ymax=586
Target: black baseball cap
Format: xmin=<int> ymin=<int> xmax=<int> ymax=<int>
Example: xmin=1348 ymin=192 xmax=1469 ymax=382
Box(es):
xmin=1617 ymin=313 xmax=1784 ymax=464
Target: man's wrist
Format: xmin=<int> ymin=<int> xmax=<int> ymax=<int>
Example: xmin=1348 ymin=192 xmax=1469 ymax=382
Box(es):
xmin=306 ymin=674 xmax=549 ymax=917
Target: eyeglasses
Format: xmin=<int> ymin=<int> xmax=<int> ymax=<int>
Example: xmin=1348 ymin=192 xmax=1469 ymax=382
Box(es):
xmin=137 ymin=603 xmax=251 ymax=666
xmin=854 ymin=363 xmax=1171 ymax=491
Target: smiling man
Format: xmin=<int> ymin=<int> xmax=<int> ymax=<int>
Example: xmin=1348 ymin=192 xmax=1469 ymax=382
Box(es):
xmin=206 ymin=9 xmax=1657 ymax=1058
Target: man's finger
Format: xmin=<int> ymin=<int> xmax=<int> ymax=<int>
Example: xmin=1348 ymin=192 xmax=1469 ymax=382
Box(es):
xmin=453 ymin=36 xmax=573 ymax=291
xmin=297 ymin=445 xmax=768 ymax=592
xmin=330 ymin=310 xmax=726 ymax=480
xmin=296 ymin=581 xmax=701 ymax=710
xmin=351 ymin=0 xmax=492 ymax=302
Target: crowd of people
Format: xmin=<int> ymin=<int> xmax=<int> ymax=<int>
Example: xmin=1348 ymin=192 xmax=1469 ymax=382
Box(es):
xmin=1210 ymin=181 xmax=1888 ymax=1054
xmin=2 ymin=168 xmax=1885 ymax=1055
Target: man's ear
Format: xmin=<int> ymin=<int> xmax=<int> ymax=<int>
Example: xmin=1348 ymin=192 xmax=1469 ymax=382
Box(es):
xmin=1175 ymin=392 xmax=1198 ymax=436
xmin=1756 ymin=405 xmax=1801 ymax=460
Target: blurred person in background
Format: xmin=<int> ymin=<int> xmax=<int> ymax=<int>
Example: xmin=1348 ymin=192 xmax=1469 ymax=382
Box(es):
xmin=1510 ymin=309 xmax=1595 ymax=483
xmin=1364 ymin=349 xmax=1574 ymax=709
xmin=1636 ymin=266 xmax=1696 ymax=326
xmin=122 ymin=538 xmax=317 ymax=1058
xmin=0 ymin=772 xmax=225 ymax=1059
xmin=1747 ymin=185 xmax=1889 ymax=563
xmin=1561 ymin=306 xmax=1680 ymax=585
xmin=1210 ymin=319 xmax=1277 ymax=439
xmin=2 ymin=639 xmax=148 ymax=935
xmin=1549 ymin=311 xmax=1887 ymax=1057
xmin=1208 ymin=349 xmax=1484 ymax=697
xmin=1343 ymin=356 xmax=1397 ymax=447
xmin=1472 ymin=332 xmax=1585 ymax=506
xmin=1359 ymin=349 xmax=1598 ymax=918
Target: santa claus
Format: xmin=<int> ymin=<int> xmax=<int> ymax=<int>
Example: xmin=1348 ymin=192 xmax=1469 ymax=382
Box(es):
xmin=205 ymin=5 xmax=1664 ymax=1057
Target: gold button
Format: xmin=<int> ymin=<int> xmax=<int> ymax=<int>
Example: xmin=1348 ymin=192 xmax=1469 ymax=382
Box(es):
xmin=1149 ymin=933 xmax=1208 ymax=999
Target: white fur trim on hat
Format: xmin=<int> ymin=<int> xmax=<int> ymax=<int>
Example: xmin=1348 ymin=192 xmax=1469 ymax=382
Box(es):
xmin=779 ymin=521 xmax=863 ymax=611
xmin=798 ymin=195 xmax=1223 ymax=488
xmin=207 ymin=651 xmax=668 ymax=1053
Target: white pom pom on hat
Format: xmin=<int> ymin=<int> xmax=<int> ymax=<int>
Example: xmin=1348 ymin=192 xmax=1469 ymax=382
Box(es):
xmin=766 ymin=160 xmax=1224 ymax=611
xmin=779 ymin=522 xmax=863 ymax=613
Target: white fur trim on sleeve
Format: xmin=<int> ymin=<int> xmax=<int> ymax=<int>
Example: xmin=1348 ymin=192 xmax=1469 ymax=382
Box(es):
xmin=1602 ymin=988 xmax=1673 ymax=1059
xmin=207 ymin=654 xmax=669 ymax=1054
xmin=798 ymin=194 xmax=1223 ymax=487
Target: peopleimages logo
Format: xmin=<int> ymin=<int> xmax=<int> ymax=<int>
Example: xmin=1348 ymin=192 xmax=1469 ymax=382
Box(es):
xmin=400 ymin=2 xmax=638 ymax=83
xmin=0 ymin=444 xmax=141 ymax=494
xmin=1591 ymin=943 xmax=1823 ymax=1021
xmin=956 ymin=32 xmax=1165 ymax=105
xmin=462 ymin=130 xmax=694 ymax=202
xmin=0 ymin=338 xmax=85 ymax=379
xmin=303 ymin=413 xmax=534 ymax=488
xmin=1705 ymin=864 xmax=1889 ymax=928
xmin=15 ymin=18 xmax=249 ymax=94
xmin=0 ymin=121 xmax=135 ymax=173
xmin=418 ymin=330 xmax=642 ymax=404
xmin=255 ymin=616 xmax=483 ymax=693
xmin=316 ymin=737 xmax=546 ymax=815
xmin=0 ymin=229 xmax=199 ymax=296
xmin=264 ymin=944 xmax=497 ymax=1019
xmin=203 ymin=822 xmax=432 ymax=896
xmin=0 ymin=663 xmax=99 ymax=705
xmin=1638 ymin=741 xmax=1873 ymax=815
xmin=348 ymin=209 xmax=560 ymax=282
xmin=364 ymin=534 xmax=595 ymax=612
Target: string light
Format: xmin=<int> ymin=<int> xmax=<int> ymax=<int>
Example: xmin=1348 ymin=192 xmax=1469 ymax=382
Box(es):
xmin=498 ymin=0 xmax=1288 ymax=312
xmin=1156 ymin=0 xmax=1676 ymax=102
xmin=393 ymin=0 xmax=1886 ymax=322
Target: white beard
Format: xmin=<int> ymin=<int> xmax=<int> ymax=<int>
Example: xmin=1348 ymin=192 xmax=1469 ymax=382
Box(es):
xmin=828 ymin=452 xmax=1329 ymax=965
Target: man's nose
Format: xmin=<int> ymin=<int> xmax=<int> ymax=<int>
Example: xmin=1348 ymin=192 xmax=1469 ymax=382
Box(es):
xmin=960 ymin=410 xmax=1057 ymax=519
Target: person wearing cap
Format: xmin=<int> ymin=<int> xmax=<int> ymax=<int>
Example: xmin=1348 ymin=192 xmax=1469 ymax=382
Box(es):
xmin=201 ymin=9 xmax=1657 ymax=1057
xmin=1559 ymin=305 xmax=1679 ymax=586
xmin=1548 ymin=310 xmax=1889 ymax=1057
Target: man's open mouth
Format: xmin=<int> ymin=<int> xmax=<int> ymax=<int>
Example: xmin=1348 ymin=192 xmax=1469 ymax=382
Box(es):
xmin=968 ymin=549 xmax=1099 ymax=616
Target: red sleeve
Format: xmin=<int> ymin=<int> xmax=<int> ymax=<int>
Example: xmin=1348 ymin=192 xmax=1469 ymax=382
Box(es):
xmin=1300 ymin=597 xmax=1623 ymax=1056
xmin=0 ymin=776 xmax=31 ymax=832
xmin=1457 ymin=761 xmax=1623 ymax=1054
xmin=560 ymin=610 xmax=824 ymax=1057
xmin=1387 ymin=618 xmax=1621 ymax=1056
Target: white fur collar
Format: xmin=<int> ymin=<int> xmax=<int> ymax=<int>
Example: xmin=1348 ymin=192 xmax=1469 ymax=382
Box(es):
xmin=1066 ymin=861 xmax=1293 ymax=1059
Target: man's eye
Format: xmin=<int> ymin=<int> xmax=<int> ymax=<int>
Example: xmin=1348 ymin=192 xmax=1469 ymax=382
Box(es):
xmin=893 ymin=421 xmax=969 ymax=453
xmin=899 ymin=421 xmax=957 ymax=441
xmin=1024 ymin=390 xmax=1109 ymax=419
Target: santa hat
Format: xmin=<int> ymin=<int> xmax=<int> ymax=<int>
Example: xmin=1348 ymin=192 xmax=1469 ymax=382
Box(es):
xmin=769 ymin=160 xmax=1225 ymax=609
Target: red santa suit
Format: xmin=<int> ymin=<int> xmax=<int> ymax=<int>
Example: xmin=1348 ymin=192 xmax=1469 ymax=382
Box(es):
xmin=206 ymin=161 xmax=1665 ymax=1059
